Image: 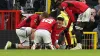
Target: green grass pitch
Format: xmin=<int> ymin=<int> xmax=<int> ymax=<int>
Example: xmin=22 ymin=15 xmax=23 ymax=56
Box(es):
xmin=0 ymin=49 xmax=100 ymax=56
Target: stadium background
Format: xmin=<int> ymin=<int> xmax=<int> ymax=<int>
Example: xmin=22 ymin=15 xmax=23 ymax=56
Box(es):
xmin=0 ymin=0 xmax=99 ymax=49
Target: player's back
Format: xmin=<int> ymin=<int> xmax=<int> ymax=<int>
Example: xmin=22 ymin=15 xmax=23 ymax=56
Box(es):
xmin=64 ymin=1 xmax=88 ymax=13
xmin=30 ymin=14 xmax=40 ymax=29
xmin=17 ymin=18 xmax=31 ymax=29
xmin=70 ymin=1 xmax=88 ymax=11
xmin=37 ymin=18 xmax=56 ymax=32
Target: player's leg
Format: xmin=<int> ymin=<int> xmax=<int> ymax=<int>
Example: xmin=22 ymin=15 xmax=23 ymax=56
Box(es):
xmin=64 ymin=32 xmax=72 ymax=49
xmin=18 ymin=36 xmax=30 ymax=49
xmin=4 ymin=41 xmax=16 ymax=50
xmin=30 ymin=29 xmax=36 ymax=45
xmin=17 ymin=27 xmax=32 ymax=49
xmin=4 ymin=33 xmax=30 ymax=49
xmin=4 ymin=28 xmax=25 ymax=50
xmin=31 ymin=30 xmax=42 ymax=50
xmin=42 ymin=30 xmax=54 ymax=50
xmin=4 ymin=27 xmax=32 ymax=49
xmin=70 ymin=22 xmax=85 ymax=50
xmin=70 ymin=30 xmax=83 ymax=50
xmin=71 ymin=8 xmax=92 ymax=50
xmin=70 ymin=13 xmax=84 ymax=50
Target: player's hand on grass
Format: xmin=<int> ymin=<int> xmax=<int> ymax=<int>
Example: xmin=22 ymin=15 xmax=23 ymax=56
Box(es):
xmin=55 ymin=44 xmax=60 ymax=49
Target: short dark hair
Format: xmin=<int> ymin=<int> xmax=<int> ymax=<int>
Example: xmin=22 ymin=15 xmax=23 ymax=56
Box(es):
xmin=57 ymin=17 xmax=64 ymax=21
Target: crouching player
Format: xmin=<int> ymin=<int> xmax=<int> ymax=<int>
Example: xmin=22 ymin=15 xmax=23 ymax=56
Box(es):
xmin=57 ymin=10 xmax=76 ymax=49
xmin=4 ymin=12 xmax=49 ymax=49
xmin=31 ymin=17 xmax=56 ymax=50
xmin=51 ymin=17 xmax=66 ymax=49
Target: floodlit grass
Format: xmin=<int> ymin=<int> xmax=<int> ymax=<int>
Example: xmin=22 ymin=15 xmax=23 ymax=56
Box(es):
xmin=0 ymin=49 xmax=100 ymax=56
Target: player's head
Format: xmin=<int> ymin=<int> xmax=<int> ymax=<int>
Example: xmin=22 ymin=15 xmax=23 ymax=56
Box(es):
xmin=39 ymin=11 xmax=49 ymax=20
xmin=56 ymin=17 xmax=64 ymax=28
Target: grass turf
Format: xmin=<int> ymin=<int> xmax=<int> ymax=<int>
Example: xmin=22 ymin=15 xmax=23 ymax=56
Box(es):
xmin=0 ymin=49 xmax=100 ymax=56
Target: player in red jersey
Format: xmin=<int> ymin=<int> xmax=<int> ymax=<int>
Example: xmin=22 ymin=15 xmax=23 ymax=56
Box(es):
xmin=4 ymin=12 xmax=49 ymax=50
xmin=31 ymin=17 xmax=65 ymax=50
xmin=31 ymin=17 xmax=56 ymax=50
xmin=51 ymin=17 xmax=65 ymax=49
xmin=60 ymin=1 xmax=92 ymax=50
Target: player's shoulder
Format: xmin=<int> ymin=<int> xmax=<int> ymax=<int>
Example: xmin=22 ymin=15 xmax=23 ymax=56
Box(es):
xmin=30 ymin=14 xmax=39 ymax=17
xmin=30 ymin=14 xmax=39 ymax=19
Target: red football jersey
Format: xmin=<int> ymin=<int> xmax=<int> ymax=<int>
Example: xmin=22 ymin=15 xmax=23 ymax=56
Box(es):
xmin=17 ymin=18 xmax=30 ymax=28
xmin=60 ymin=1 xmax=89 ymax=29
xmin=30 ymin=14 xmax=40 ymax=29
xmin=61 ymin=1 xmax=88 ymax=14
xmin=51 ymin=24 xmax=65 ymax=45
xmin=37 ymin=18 xmax=56 ymax=32
xmin=17 ymin=14 xmax=40 ymax=29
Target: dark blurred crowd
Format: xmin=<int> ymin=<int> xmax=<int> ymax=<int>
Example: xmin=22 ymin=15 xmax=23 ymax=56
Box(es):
xmin=0 ymin=0 xmax=98 ymax=13
xmin=0 ymin=0 xmax=45 ymax=13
